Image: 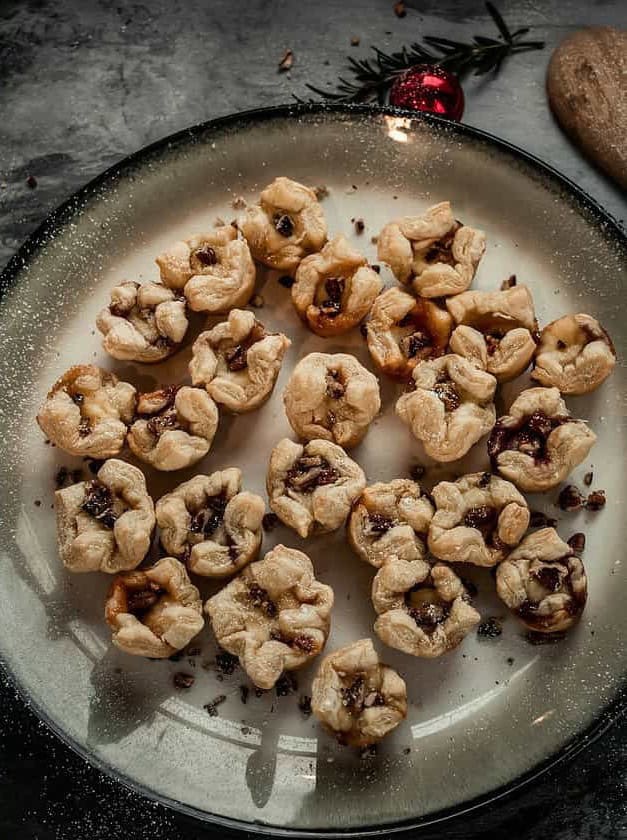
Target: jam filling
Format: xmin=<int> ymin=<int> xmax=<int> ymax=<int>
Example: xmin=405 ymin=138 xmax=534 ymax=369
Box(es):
xmin=516 ymin=556 xmax=584 ymax=625
xmin=406 ymin=584 xmax=450 ymax=633
xmin=325 ymin=369 xmax=345 ymax=399
xmin=248 ymin=583 xmax=278 ymax=617
xmin=424 ymin=222 xmax=461 ymax=265
xmin=285 ymin=455 xmax=339 ymax=492
xmin=433 ymin=380 xmax=461 ymax=412
xmin=367 ymin=513 xmax=394 ymax=534
xmin=532 ymin=565 xmax=562 ymax=592
xmin=408 ymin=601 xmax=449 ymax=632
xmin=488 ymin=410 xmax=570 ymax=467
xmin=82 ymin=480 xmax=117 ymax=528
xmin=340 ymin=675 xmax=384 ymax=712
xmin=189 ymin=493 xmax=228 ymax=539
xmin=319 ymin=277 xmax=345 ymax=318
xmin=192 ymin=244 xmax=218 ymax=268
xmin=273 ymin=213 xmax=294 ymax=237
xmin=397 ymin=309 xmax=436 ymax=361
xmin=485 ymin=332 xmax=505 ymax=356
xmin=110 ymin=294 xmax=136 ymax=317
xmin=138 ymin=385 xmax=181 ymax=438
xmin=223 ymin=321 xmax=267 ymax=372
xmin=126 ymin=582 xmax=164 ymax=616
xmin=399 ymin=330 xmax=432 ymax=359
xmin=146 ymin=408 xmax=179 ymax=438
xmin=292 ymin=634 xmax=316 ymax=653
xmin=69 ymin=390 xmax=92 ymax=435
xmin=271 ymin=631 xmax=317 ymax=654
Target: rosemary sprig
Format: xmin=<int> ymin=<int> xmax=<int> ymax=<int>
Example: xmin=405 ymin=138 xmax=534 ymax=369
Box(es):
xmin=306 ymin=2 xmax=544 ymax=104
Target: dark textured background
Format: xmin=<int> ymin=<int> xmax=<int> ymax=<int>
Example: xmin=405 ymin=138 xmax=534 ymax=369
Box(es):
xmin=0 ymin=1 xmax=625 ymax=838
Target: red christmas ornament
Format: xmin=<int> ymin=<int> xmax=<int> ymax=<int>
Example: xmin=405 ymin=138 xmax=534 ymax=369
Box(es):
xmin=389 ymin=65 xmax=465 ymax=121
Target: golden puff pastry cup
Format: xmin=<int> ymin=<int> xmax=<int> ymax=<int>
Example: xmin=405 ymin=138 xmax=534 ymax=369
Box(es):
xmin=531 ymin=313 xmax=616 ymax=395
xmin=37 ymin=364 xmax=136 ymax=458
xmin=487 ymin=386 xmax=596 ymax=492
xmin=105 ymin=557 xmax=204 ymax=658
xmin=55 ymin=458 xmax=155 ymax=573
xmin=396 ymin=354 xmax=497 ymax=463
xmin=348 ymin=478 xmax=434 ymax=568
xmin=372 ymin=559 xmax=481 ymax=658
xmin=311 ymin=638 xmax=407 ymax=747
xmin=189 ymin=309 xmax=290 ymax=413
xmin=237 ymin=176 xmax=327 ymax=272
xmin=377 ymin=200 xmax=486 ymax=298
xmin=155 ymin=468 xmax=265 ymax=578
xmin=267 ymin=438 xmax=366 ymax=539
xmin=96 ymin=281 xmax=188 ymax=363
xmin=127 ymin=384 xmax=219 ymax=472
xmin=205 ymin=544 xmax=334 ymax=690
xmin=156 ymin=225 xmax=256 ymax=313
xmin=447 ymin=285 xmax=538 ymax=382
xmin=283 ymin=352 xmax=380 ymax=449
xmin=291 ymin=235 xmax=382 ymax=336
xmin=428 ymin=472 xmax=530 ymax=567
xmin=366 ymin=286 xmax=452 ymax=381
xmin=496 ymin=528 xmax=587 ymax=634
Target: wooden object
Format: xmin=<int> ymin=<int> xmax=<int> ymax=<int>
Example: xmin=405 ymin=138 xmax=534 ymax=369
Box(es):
xmin=546 ymin=27 xmax=627 ymax=189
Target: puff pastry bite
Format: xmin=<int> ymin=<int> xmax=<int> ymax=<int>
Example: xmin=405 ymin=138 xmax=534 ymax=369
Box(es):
xmin=127 ymin=384 xmax=219 ymax=471
xmin=428 ymin=472 xmax=530 ymax=567
xmin=155 ymin=468 xmax=264 ymax=578
xmin=531 ymin=313 xmax=616 ymax=395
xmin=55 ymin=458 xmax=155 ymax=573
xmin=311 ymin=638 xmax=407 ymax=747
xmin=205 ymin=544 xmax=334 ymax=690
xmin=37 ymin=364 xmax=136 ymax=458
xmin=377 ymin=201 xmax=486 ymax=298
xmin=96 ymin=281 xmax=188 ymax=363
xmin=189 ymin=309 xmax=290 ymax=413
xmin=283 ymin=352 xmax=380 ymax=449
xmin=267 ymin=438 xmax=366 ymax=538
xmin=238 ymin=177 xmax=327 ymax=272
xmin=396 ymin=354 xmax=497 ymax=462
xmin=496 ymin=528 xmax=587 ymax=634
xmin=447 ymin=286 xmax=538 ymax=382
xmin=348 ymin=479 xmax=434 ymax=568
xmin=366 ymin=287 xmax=452 ymax=380
xmin=105 ymin=557 xmax=204 ymax=658
xmin=291 ymin=235 xmax=382 ymax=336
xmin=156 ymin=226 xmax=256 ymax=313
xmin=373 ymin=560 xmax=480 ymax=658
xmin=487 ymin=387 xmax=596 ymax=492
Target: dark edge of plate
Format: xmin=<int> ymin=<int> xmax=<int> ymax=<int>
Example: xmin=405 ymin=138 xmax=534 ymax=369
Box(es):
xmin=0 ymin=102 xmax=625 ymax=839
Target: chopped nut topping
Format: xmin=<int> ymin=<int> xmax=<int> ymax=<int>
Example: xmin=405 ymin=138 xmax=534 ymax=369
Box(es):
xmin=586 ymin=490 xmax=606 ymax=511
xmin=557 ymin=485 xmax=585 ymax=512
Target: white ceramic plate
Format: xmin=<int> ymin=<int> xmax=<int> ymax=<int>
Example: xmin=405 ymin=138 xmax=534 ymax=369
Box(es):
xmin=0 ymin=105 xmax=624 ymax=836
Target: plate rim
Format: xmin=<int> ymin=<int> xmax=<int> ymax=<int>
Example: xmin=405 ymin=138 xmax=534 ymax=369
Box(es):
xmin=0 ymin=102 xmax=625 ymax=838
